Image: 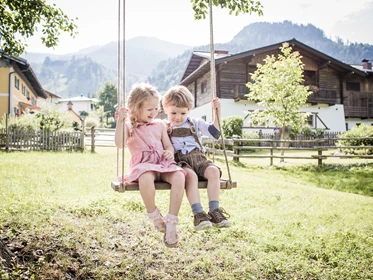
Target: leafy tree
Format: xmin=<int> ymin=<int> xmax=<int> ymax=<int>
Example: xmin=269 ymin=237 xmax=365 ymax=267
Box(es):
xmin=222 ymin=116 xmax=244 ymax=138
xmin=191 ymin=0 xmax=263 ymax=20
xmin=0 ymin=0 xmax=77 ymax=56
xmin=96 ymin=82 xmax=117 ymax=125
xmin=246 ymin=42 xmax=312 ymax=159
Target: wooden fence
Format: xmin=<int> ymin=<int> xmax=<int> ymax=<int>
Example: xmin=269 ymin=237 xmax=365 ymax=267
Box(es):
xmin=0 ymin=128 xmax=84 ymax=151
xmin=84 ymin=127 xmax=116 ymax=151
xmin=203 ymin=137 xmax=373 ymax=166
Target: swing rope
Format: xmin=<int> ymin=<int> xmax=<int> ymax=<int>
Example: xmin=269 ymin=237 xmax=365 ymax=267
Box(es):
xmin=208 ymin=0 xmax=232 ymax=185
xmin=121 ymin=0 xmax=126 ymax=184
xmin=116 ymin=0 xmax=121 ymax=179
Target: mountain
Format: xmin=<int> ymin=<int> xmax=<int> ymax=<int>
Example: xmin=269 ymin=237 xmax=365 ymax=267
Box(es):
xmin=23 ymin=37 xmax=191 ymax=98
xmin=149 ymin=21 xmax=373 ymax=92
xmin=23 ymin=21 xmax=373 ymax=98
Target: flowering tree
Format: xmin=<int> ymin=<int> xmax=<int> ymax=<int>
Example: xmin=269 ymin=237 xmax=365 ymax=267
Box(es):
xmin=246 ymin=43 xmax=312 ymax=158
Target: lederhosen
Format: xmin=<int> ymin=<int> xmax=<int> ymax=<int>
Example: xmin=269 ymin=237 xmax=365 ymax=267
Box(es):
xmin=167 ymin=121 xmax=221 ymax=180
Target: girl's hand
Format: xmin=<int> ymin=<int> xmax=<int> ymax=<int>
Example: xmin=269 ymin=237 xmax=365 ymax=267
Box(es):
xmin=116 ymin=107 xmax=127 ymax=122
xmin=163 ymin=150 xmax=174 ymax=160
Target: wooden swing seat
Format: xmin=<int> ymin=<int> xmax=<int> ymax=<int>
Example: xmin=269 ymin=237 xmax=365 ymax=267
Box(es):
xmin=111 ymin=179 xmax=237 ymax=192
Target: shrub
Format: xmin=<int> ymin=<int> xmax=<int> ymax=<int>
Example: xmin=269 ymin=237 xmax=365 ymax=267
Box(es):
xmin=241 ymin=131 xmax=260 ymax=147
xmin=338 ymin=124 xmax=373 ymax=155
xmin=35 ymin=104 xmax=72 ymax=131
xmin=85 ymin=117 xmax=100 ymax=129
xmin=222 ymin=116 xmax=244 ymax=138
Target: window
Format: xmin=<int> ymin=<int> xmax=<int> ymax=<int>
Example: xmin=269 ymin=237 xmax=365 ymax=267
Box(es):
xmin=345 ymin=123 xmax=349 ymax=131
xmin=26 ymin=90 xmax=30 ymax=100
xmin=346 ymin=82 xmax=360 ymax=91
xmin=22 ymin=84 xmax=26 ymax=95
xmin=201 ymin=81 xmax=207 ymax=94
xmin=31 ymin=96 xmax=36 ymax=106
xmin=14 ymin=76 xmax=20 ymax=89
xmin=306 ymin=115 xmax=314 ymax=127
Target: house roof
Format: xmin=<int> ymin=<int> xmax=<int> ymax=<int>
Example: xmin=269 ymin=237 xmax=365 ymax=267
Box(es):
xmin=181 ymin=50 xmax=230 ymax=81
xmin=44 ymin=90 xmax=61 ymax=99
xmin=58 ymin=96 xmax=99 ymax=103
xmin=0 ymin=52 xmax=47 ymax=99
xmin=180 ymin=38 xmax=368 ymax=85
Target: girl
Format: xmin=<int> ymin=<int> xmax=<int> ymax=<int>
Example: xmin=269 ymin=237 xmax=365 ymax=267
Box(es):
xmin=115 ymin=83 xmax=186 ymax=247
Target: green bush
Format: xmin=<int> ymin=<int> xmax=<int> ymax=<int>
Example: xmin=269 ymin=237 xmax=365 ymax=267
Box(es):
xmin=222 ymin=116 xmax=244 ymax=138
xmin=338 ymin=124 xmax=373 ymax=155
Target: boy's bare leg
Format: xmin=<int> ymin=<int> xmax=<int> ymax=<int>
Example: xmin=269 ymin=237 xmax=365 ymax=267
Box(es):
xmin=184 ymin=167 xmax=200 ymax=206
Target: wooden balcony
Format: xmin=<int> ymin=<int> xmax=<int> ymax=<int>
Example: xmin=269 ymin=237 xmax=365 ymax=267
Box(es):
xmin=344 ymin=106 xmax=373 ymax=118
xmin=307 ymin=88 xmax=341 ymax=105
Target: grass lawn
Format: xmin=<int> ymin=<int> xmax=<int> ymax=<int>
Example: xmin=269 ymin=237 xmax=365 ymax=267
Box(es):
xmin=1 ymin=148 xmax=372 ymax=279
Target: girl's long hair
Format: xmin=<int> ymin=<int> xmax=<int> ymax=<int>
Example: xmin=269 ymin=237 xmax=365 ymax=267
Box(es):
xmin=126 ymin=83 xmax=159 ymax=136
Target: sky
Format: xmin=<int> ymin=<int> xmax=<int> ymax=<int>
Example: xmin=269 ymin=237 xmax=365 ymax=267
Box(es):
xmin=26 ymin=0 xmax=373 ymax=55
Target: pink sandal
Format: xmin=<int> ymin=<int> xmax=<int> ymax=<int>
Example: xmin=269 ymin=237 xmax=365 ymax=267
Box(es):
xmin=147 ymin=207 xmax=166 ymax=233
xmin=164 ymin=213 xmax=179 ymax=248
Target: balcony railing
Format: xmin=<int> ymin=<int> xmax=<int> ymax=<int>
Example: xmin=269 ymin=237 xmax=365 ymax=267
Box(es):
xmin=307 ymin=88 xmax=341 ymax=105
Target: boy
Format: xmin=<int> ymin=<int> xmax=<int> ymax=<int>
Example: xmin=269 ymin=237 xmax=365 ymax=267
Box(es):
xmin=162 ymin=85 xmax=231 ymax=230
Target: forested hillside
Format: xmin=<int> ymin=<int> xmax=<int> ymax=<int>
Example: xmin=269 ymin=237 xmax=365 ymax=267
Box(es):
xmin=149 ymin=21 xmax=373 ymax=92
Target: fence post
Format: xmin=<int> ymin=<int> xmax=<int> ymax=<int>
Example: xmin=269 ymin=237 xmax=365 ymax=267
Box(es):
xmin=270 ymin=139 xmax=274 ymax=166
xmin=81 ymin=119 xmax=86 ymax=150
xmin=5 ymin=114 xmax=9 ymax=151
xmin=233 ymin=139 xmax=239 ymax=162
xmin=91 ymin=126 xmax=95 ymax=152
xmin=317 ymin=139 xmax=323 ymax=166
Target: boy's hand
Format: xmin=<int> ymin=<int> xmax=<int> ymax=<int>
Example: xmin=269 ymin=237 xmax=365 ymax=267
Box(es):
xmin=212 ymin=98 xmax=221 ymax=111
xmin=163 ymin=150 xmax=174 ymax=160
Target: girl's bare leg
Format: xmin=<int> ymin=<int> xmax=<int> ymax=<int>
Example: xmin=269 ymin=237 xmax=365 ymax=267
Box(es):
xmin=138 ymin=171 xmax=158 ymax=213
xmin=160 ymin=171 xmax=185 ymax=215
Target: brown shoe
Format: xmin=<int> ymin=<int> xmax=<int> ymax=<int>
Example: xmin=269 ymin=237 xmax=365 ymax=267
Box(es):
xmin=193 ymin=212 xmax=212 ymax=231
xmin=208 ymin=207 xmax=231 ymax=228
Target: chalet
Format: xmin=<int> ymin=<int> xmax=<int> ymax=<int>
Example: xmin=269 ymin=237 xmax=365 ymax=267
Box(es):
xmin=180 ymin=39 xmax=373 ymax=132
xmin=0 ymin=53 xmax=47 ymax=119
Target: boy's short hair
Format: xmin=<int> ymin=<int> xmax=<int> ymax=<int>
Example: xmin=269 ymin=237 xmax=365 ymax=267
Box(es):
xmin=162 ymin=85 xmax=194 ymax=110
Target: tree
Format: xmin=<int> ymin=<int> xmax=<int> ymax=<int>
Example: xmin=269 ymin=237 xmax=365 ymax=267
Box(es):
xmin=96 ymin=82 xmax=117 ymax=125
xmin=191 ymin=0 xmax=263 ymax=20
xmin=0 ymin=0 xmax=77 ymax=57
xmin=246 ymin=42 xmax=312 ymax=159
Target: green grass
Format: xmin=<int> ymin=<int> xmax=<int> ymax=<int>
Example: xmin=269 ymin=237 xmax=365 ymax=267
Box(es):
xmin=1 ymin=148 xmax=373 ymax=279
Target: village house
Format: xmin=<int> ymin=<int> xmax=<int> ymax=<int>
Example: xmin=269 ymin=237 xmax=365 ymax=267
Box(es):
xmin=0 ymin=53 xmax=47 ymax=119
xmin=180 ymin=39 xmax=373 ymax=133
xmin=57 ymin=95 xmax=98 ymax=116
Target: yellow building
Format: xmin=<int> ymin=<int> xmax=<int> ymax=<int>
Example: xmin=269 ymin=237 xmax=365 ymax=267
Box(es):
xmin=0 ymin=53 xmax=47 ymax=121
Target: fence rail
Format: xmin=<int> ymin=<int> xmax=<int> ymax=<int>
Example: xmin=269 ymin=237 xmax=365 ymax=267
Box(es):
xmin=0 ymin=128 xmax=84 ymax=151
xmin=203 ymin=137 xmax=373 ymax=166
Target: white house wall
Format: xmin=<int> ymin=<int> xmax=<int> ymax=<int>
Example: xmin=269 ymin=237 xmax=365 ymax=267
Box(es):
xmin=345 ymin=118 xmax=373 ymax=130
xmin=190 ymin=99 xmax=347 ymax=133
xmin=58 ymin=101 xmax=93 ymax=114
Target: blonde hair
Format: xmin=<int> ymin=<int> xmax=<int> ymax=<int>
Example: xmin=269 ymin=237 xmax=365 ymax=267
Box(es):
xmin=162 ymin=85 xmax=194 ymax=110
xmin=126 ymin=83 xmax=159 ymax=132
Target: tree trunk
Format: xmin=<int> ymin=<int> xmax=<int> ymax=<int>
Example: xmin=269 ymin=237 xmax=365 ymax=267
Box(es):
xmin=280 ymin=126 xmax=290 ymax=162
xmin=0 ymin=240 xmax=15 ymax=269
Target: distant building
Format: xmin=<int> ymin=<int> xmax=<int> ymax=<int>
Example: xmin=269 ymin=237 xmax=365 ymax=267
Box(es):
xmin=57 ymin=95 xmax=98 ymax=116
xmin=180 ymin=39 xmax=373 ymax=132
xmin=0 ymin=53 xmax=47 ymax=119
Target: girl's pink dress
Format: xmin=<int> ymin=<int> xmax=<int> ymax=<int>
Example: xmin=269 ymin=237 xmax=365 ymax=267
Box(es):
xmin=121 ymin=119 xmax=186 ymax=183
